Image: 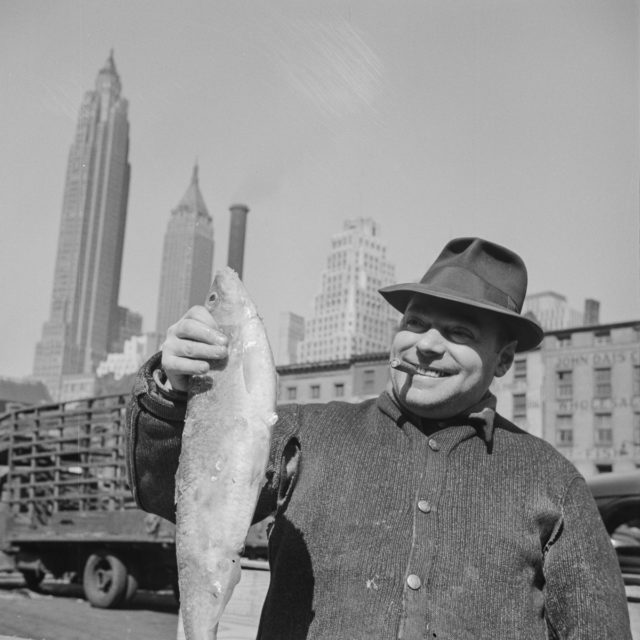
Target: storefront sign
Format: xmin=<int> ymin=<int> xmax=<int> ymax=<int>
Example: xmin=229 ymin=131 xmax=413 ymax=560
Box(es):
xmin=555 ymin=351 xmax=640 ymax=369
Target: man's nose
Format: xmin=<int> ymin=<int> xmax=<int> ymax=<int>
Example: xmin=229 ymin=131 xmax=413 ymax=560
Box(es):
xmin=416 ymin=328 xmax=446 ymax=354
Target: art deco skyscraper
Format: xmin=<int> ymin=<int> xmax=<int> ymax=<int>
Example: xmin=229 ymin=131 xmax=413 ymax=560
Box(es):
xmin=34 ymin=52 xmax=131 ymax=399
xmin=155 ymin=165 xmax=214 ymax=336
xmin=298 ymin=218 xmax=398 ymax=363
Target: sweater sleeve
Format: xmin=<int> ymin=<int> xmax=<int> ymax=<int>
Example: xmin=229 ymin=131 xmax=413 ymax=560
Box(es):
xmin=125 ymin=351 xmax=187 ymax=522
xmin=543 ymin=475 xmax=632 ymax=639
xmin=125 ymin=352 xmax=301 ymax=525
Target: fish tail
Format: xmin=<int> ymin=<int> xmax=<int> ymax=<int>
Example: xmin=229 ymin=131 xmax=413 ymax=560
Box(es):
xmin=176 ymin=609 xmax=185 ymax=640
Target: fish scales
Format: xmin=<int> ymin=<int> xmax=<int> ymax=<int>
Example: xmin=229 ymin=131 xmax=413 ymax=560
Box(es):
xmin=175 ymin=268 xmax=277 ymax=640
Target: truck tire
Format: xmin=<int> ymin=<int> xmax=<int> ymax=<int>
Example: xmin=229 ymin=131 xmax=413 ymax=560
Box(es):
xmin=21 ymin=568 xmax=45 ymax=591
xmin=83 ymin=552 xmax=129 ymax=608
xmin=123 ymin=565 xmax=139 ymax=606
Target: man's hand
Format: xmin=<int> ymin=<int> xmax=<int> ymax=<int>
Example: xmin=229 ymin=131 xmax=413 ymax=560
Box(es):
xmin=161 ymin=306 xmax=229 ymax=393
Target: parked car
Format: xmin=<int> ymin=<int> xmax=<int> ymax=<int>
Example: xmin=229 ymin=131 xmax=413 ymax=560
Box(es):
xmin=587 ymin=470 xmax=640 ymax=583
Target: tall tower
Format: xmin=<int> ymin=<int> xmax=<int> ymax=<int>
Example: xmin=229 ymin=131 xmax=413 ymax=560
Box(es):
xmin=155 ymin=165 xmax=214 ymax=336
xmin=33 ymin=52 xmax=131 ymax=399
xmin=297 ymin=218 xmax=398 ymax=363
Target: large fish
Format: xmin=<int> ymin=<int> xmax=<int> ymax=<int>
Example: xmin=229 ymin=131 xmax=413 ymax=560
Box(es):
xmin=175 ymin=267 xmax=277 ymax=640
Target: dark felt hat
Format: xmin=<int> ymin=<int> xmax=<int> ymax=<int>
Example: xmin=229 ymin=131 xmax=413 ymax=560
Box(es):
xmin=379 ymin=237 xmax=543 ymax=352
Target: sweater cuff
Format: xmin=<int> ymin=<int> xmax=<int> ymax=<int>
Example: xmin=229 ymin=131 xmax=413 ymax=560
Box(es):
xmin=134 ymin=351 xmax=188 ymax=423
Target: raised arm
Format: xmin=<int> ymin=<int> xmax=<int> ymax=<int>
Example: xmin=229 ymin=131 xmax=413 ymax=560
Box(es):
xmin=125 ymin=305 xmax=229 ymax=522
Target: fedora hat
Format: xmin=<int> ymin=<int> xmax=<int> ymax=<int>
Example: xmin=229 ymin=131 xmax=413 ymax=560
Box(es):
xmin=379 ymin=237 xmax=543 ymax=352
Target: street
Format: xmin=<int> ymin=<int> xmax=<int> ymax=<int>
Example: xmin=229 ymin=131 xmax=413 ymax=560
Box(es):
xmin=0 ymin=567 xmax=269 ymax=640
xmin=0 ymin=571 xmax=639 ymax=639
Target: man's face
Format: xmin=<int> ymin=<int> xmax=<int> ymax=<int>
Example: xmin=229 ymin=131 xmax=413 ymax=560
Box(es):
xmin=388 ymin=296 xmax=516 ymax=420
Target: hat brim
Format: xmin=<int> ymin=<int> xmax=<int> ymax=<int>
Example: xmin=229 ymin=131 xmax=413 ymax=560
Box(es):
xmin=379 ymin=283 xmax=543 ymax=353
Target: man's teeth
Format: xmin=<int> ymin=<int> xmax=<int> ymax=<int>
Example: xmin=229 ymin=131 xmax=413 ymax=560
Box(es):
xmin=416 ymin=367 xmax=449 ymax=377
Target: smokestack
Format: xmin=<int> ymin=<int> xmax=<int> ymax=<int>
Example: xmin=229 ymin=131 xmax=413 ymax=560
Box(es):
xmin=227 ymin=204 xmax=249 ymax=279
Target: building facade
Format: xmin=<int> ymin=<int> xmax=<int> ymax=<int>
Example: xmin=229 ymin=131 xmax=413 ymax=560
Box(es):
xmin=491 ymin=349 xmax=545 ymax=439
xmin=277 ymin=352 xmax=389 ymax=405
xmin=297 ymin=218 xmax=398 ymax=363
xmin=541 ymin=321 xmax=640 ymax=476
xmin=96 ymin=332 xmax=163 ymax=381
xmin=33 ymin=52 xmax=131 ymax=400
xmin=522 ymin=291 xmax=587 ymax=331
xmin=155 ymin=165 xmax=214 ymax=336
xmin=110 ymin=307 xmax=143 ymax=353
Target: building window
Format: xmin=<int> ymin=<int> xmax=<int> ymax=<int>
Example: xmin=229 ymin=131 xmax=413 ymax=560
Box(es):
xmin=634 ymin=413 xmax=640 ymax=446
xmin=596 ymin=463 xmax=613 ymax=473
xmin=363 ymin=369 xmax=376 ymax=394
xmin=594 ymin=330 xmax=611 ymax=345
xmin=594 ymin=367 xmax=612 ymax=399
xmin=556 ymin=415 xmax=573 ymax=447
xmin=513 ymin=393 xmax=527 ymax=418
xmin=594 ymin=413 xmax=613 ymax=446
xmin=334 ymin=383 xmax=345 ymax=398
xmin=286 ymin=386 xmax=297 ymax=401
xmin=310 ymin=384 xmax=321 ymax=399
xmin=556 ymin=370 xmax=573 ymax=398
xmin=557 ymin=334 xmax=572 ymax=348
xmin=513 ymin=358 xmax=527 ymax=380
xmin=633 ymin=365 xmax=640 ymax=397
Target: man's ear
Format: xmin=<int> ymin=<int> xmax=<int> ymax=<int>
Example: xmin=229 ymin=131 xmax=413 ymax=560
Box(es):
xmin=494 ymin=340 xmax=517 ymax=378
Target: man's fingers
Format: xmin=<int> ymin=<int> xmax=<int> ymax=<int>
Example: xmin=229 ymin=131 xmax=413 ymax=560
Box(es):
xmin=163 ymin=353 xmax=210 ymax=376
xmin=164 ymin=340 xmax=227 ymax=364
xmin=169 ymin=316 xmax=227 ymax=346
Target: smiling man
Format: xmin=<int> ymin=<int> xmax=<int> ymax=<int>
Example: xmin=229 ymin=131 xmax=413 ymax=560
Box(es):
xmin=126 ymin=237 xmax=631 ymax=639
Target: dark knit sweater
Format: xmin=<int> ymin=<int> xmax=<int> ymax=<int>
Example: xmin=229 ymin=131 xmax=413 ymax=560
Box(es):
xmin=126 ymin=354 xmax=631 ymax=639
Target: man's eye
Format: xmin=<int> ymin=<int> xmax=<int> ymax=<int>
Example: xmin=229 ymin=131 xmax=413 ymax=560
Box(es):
xmin=403 ymin=317 xmax=426 ymax=331
xmin=448 ymin=328 xmax=473 ymax=342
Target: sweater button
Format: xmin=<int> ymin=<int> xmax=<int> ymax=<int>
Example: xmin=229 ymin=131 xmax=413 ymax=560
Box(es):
xmin=406 ymin=574 xmax=422 ymax=590
xmin=418 ymin=500 xmax=431 ymax=513
xmin=428 ymin=438 xmax=440 ymax=451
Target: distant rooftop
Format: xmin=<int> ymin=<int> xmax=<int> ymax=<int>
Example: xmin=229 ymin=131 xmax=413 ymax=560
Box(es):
xmin=0 ymin=377 xmax=52 ymax=408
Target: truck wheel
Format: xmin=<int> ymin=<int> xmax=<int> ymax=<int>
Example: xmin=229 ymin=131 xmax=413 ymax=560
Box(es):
xmin=122 ymin=566 xmax=139 ymax=606
xmin=83 ymin=552 xmax=129 ymax=608
xmin=21 ymin=568 xmax=45 ymax=591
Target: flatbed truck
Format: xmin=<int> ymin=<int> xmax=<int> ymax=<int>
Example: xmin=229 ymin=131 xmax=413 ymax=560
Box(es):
xmin=0 ymin=394 xmax=268 ymax=608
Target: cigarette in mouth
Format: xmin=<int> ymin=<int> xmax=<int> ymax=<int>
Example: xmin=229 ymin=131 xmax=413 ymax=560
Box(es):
xmin=390 ymin=359 xmax=418 ymax=374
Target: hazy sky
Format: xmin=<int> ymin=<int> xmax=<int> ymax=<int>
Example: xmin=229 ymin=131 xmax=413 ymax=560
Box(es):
xmin=1 ymin=0 xmax=638 ymax=378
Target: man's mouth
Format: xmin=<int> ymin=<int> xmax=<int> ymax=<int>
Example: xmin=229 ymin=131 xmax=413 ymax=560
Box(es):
xmin=390 ymin=359 xmax=454 ymax=378
xmin=416 ymin=366 xmax=452 ymax=378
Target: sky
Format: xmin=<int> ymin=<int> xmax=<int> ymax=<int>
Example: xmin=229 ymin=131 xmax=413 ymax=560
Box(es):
xmin=1 ymin=0 xmax=639 ymax=378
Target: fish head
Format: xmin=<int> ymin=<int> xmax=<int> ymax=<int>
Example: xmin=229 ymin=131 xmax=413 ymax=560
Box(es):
xmin=205 ymin=267 xmax=257 ymax=327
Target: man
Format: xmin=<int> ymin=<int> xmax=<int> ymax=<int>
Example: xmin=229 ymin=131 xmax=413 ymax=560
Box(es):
xmin=126 ymin=237 xmax=631 ymax=639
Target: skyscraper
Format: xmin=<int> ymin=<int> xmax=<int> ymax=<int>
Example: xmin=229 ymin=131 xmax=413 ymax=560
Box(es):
xmin=155 ymin=165 xmax=214 ymax=336
xmin=33 ymin=52 xmax=131 ymax=399
xmin=277 ymin=311 xmax=305 ymax=365
xmin=297 ymin=218 xmax=398 ymax=363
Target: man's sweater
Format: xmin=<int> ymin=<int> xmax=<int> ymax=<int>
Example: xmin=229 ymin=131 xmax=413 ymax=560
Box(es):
xmin=126 ymin=354 xmax=631 ymax=639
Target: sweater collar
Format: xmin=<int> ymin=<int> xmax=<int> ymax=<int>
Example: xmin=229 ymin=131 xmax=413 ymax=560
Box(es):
xmin=376 ymin=390 xmax=497 ymax=444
